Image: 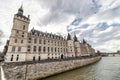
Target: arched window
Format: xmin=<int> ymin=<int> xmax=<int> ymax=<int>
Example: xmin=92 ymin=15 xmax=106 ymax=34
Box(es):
xmin=16 ymin=55 xmax=19 ymax=61
xmin=11 ymin=55 xmax=13 ymax=61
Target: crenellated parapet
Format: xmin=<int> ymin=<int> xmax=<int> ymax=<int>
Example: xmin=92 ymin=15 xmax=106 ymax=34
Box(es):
xmin=14 ymin=14 xmax=30 ymax=23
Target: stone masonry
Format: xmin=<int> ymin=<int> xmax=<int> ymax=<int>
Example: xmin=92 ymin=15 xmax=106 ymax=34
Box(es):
xmin=2 ymin=56 xmax=101 ymax=80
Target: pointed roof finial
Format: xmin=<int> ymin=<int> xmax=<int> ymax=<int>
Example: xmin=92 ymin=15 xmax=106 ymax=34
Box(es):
xmin=20 ymin=4 xmax=23 ymax=9
xmin=32 ymin=27 xmax=34 ymax=30
xmin=17 ymin=4 xmax=23 ymax=15
xmin=67 ymin=33 xmax=71 ymax=40
xmin=74 ymin=34 xmax=78 ymax=42
xmin=83 ymin=38 xmax=86 ymax=44
xmin=19 ymin=4 xmax=23 ymax=11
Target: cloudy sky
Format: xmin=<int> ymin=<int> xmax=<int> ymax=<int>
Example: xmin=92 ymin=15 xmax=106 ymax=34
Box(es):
xmin=0 ymin=0 xmax=120 ymax=52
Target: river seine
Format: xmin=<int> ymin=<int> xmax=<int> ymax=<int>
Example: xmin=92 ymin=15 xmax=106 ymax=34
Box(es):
xmin=42 ymin=57 xmax=120 ymax=80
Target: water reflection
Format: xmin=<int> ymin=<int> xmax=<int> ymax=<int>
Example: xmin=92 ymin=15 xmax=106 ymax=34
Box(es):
xmin=42 ymin=57 xmax=120 ymax=80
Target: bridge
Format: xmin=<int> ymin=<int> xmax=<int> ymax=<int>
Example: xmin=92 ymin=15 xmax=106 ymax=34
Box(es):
xmin=100 ymin=53 xmax=120 ymax=57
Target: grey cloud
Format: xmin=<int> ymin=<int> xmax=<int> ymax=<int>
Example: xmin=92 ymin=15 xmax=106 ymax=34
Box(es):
xmin=37 ymin=0 xmax=100 ymax=25
xmin=0 ymin=30 xmax=3 ymax=45
xmin=95 ymin=5 xmax=120 ymax=21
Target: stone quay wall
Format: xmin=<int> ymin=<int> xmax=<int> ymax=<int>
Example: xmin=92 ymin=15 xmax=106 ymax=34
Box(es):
xmin=2 ymin=56 xmax=101 ymax=80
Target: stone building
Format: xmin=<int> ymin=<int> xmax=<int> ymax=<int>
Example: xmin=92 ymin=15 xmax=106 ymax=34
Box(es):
xmin=5 ymin=6 xmax=95 ymax=62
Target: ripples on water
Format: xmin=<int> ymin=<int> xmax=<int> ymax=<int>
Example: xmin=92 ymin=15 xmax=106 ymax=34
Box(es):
xmin=41 ymin=57 xmax=120 ymax=80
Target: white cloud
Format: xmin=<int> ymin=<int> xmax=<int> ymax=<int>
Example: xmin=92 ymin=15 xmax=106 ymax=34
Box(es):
xmin=0 ymin=0 xmax=120 ymax=52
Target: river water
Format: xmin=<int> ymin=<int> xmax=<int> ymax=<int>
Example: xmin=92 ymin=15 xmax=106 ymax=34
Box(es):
xmin=42 ymin=57 xmax=120 ymax=80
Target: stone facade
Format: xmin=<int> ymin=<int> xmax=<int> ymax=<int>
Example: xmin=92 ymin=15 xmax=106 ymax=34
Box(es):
xmin=5 ymin=6 xmax=95 ymax=62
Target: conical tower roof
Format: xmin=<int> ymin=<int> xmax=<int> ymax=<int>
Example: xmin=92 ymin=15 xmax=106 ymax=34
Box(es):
xmin=67 ymin=33 xmax=71 ymax=40
xmin=74 ymin=35 xmax=78 ymax=42
xmin=83 ymin=38 xmax=87 ymax=44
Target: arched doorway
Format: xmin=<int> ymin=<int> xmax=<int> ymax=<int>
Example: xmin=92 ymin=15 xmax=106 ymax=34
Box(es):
xmin=61 ymin=54 xmax=63 ymax=59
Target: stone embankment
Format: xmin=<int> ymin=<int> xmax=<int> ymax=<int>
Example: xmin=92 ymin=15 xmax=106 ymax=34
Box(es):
xmin=2 ymin=56 xmax=101 ymax=80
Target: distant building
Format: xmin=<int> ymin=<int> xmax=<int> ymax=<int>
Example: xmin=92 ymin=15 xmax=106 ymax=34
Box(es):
xmin=5 ymin=6 xmax=95 ymax=62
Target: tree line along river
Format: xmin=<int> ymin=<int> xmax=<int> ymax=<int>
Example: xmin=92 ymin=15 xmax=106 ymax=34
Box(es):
xmin=41 ymin=57 xmax=120 ymax=80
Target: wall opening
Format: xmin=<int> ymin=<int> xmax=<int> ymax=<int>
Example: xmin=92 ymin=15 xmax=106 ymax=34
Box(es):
xmin=61 ymin=54 xmax=63 ymax=59
xmin=38 ymin=56 xmax=40 ymax=61
xmin=16 ymin=55 xmax=19 ymax=61
xmin=33 ymin=56 xmax=35 ymax=61
xmin=11 ymin=55 xmax=13 ymax=61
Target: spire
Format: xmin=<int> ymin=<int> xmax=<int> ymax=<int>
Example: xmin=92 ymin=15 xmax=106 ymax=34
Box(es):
xmin=17 ymin=5 xmax=23 ymax=15
xmin=31 ymin=27 xmax=34 ymax=31
xmin=83 ymin=38 xmax=87 ymax=44
xmin=67 ymin=33 xmax=71 ymax=40
xmin=74 ymin=34 xmax=78 ymax=42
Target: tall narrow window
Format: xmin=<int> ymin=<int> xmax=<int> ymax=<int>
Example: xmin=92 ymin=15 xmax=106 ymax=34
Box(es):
xmin=33 ymin=56 xmax=35 ymax=61
xmin=15 ymin=39 xmax=17 ymax=43
xmin=11 ymin=55 xmax=13 ymax=61
xmin=33 ymin=46 xmax=36 ymax=52
xmin=39 ymin=39 xmax=41 ymax=44
xmin=44 ymin=40 xmax=46 ymax=44
xmin=55 ymin=41 xmax=56 ymax=46
xmin=21 ymin=40 xmax=23 ymax=43
xmin=58 ymin=48 xmax=59 ymax=52
xmin=51 ymin=47 xmax=53 ymax=52
xmin=27 ymin=45 xmax=31 ymax=52
xmin=55 ymin=47 xmax=56 ymax=52
xmin=38 ymin=56 xmax=40 ymax=61
xmin=43 ymin=47 xmax=45 ymax=52
xmin=18 ymin=47 xmax=21 ymax=52
xmin=39 ymin=46 xmax=41 ymax=52
xmin=64 ymin=48 xmax=65 ymax=52
xmin=12 ymin=46 xmax=16 ymax=52
xmin=48 ymin=47 xmax=49 ymax=52
xmin=16 ymin=55 xmax=19 ymax=61
xmin=23 ymin=25 xmax=25 ymax=30
xmin=34 ymin=38 xmax=37 ymax=44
